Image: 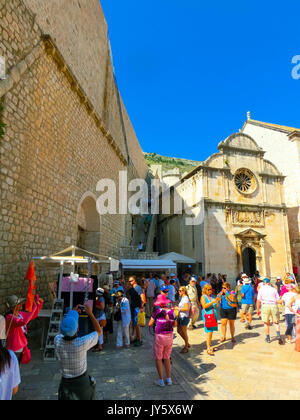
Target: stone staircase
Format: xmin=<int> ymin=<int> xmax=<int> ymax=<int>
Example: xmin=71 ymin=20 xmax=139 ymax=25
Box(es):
xmin=120 ymin=245 xmax=158 ymax=260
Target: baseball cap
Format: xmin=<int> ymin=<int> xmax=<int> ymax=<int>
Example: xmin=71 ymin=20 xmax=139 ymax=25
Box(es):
xmin=114 ymin=281 xmax=120 ymax=285
xmin=190 ymin=277 xmax=197 ymax=283
xmin=60 ymin=310 xmax=79 ymax=337
xmin=6 ymin=295 xmax=26 ymax=309
xmin=160 ymin=285 xmax=169 ymax=293
xmin=243 ymin=278 xmax=252 ymax=284
xmin=263 ymin=277 xmax=271 ymax=283
xmin=96 ymin=288 xmax=104 ymax=296
xmin=170 ymin=274 xmax=176 ymax=277
xmin=241 ymin=273 xmax=248 ymax=278
xmin=0 ymin=315 xmax=6 ymax=340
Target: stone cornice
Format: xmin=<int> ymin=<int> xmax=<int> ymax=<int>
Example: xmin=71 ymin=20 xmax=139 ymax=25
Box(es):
xmin=204 ymin=199 xmax=287 ymax=212
xmin=288 ymin=131 xmax=300 ymax=142
xmin=0 ymin=42 xmax=44 ymax=98
xmin=0 ymin=34 xmax=128 ymax=167
xmin=42 ymin=35 xmax=128 ymax=166
xmin=218 ymin=144 xmax=265 ymax=156
xmin=258 ymin=172 xmax=285 ymax=179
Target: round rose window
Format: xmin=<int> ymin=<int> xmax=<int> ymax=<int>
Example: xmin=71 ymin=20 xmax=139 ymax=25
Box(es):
xmin=234 ymin=168 xmax=257 ymax=195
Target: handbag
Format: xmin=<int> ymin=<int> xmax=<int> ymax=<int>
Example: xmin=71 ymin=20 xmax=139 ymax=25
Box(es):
xmin=21 ymin=346 xmax=31 ymax=365
xmin=204 ymin=311 xmax=218 ymax=328
xmin=137 ymin=311 xmax=146 ymax=327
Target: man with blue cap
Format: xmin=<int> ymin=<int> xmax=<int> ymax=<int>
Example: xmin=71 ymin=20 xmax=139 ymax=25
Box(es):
xmin=54 ymin=303 xmax=101 ymax=400
xmin=257 ymin=278 xmax=283 ymax=345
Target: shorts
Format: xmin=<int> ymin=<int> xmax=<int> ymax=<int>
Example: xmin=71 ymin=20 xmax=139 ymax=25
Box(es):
xmin=220 ymin=307 xmax=237 ymax=321
xmin=178 ymin=317 xmax=190 ymax=327
xmin=242 ymin=304 xmax=254 ymax=315
xmin=153 ymin=333 xmax=173 ymax=360
xmin=261 ymin=304 xmax=280 ymax=323
xmin=131 ymin=307 xmax=140 ymax=326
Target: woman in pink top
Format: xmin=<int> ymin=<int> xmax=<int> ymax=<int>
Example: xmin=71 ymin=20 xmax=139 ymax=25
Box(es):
xmin=5 ymin=294 xmax=43 ymax=364
xmin=149 ymin=294 xmax=177 ymax=387
xmin=288 ymin=286 xmax=300 ymax=352
xmin=280 ymin=279 xmax=295 ymax=297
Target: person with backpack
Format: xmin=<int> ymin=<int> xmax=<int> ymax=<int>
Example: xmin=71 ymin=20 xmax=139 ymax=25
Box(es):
xmin=113 ymin=290 xmax=131 ymax=349
xmin=219 ymin=282 xmax=238 ymax=344
xmin=149 ymin=294 xmax=177 ymax=387
xmin=241 ymin=277 xmax=256 ymax=330
xmin=127 ymin=276 xmax=145 ymax=347
xmin=174 ymin=286 xmax=191 ymax=354
xmin=92 ymin=288 xmax=107 ymax=352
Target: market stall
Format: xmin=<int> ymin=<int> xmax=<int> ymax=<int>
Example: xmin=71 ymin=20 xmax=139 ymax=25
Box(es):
xmin=157 ymin=252 xmax=197 ymax=278
xmin=33 ymin=245 xmax=119 ymax=360
xmin=120 ymin=259 xmax=177 ymax=277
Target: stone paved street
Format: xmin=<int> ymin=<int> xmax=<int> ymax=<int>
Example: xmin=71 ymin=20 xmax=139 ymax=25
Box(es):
xmin=14 ymin=310 xmax=300 ymax=401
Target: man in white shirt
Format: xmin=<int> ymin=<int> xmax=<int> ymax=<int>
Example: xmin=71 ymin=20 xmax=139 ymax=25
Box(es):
xmin=257 ymin=278 xmax=283 ymax=344
xmin=54 ymin=305 xmax=101 ymax=400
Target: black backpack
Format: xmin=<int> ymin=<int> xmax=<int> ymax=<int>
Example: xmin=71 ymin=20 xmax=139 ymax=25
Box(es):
xmin=114 ymin=307 xmax=122 ymax=321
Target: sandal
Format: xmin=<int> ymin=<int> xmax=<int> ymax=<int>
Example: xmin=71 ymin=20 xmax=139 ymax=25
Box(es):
xmin=92 ymin=346 xmax=102 ymax=352
xmin=180 ymin=348 xmax=189 ymax=354
xmin=220 ymin=337 xmax=226 ymax=343
xmin=207 ymin=349 xmax=214 ymax=356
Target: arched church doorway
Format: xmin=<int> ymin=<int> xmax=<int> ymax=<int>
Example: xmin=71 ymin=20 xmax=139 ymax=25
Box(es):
xmin=77 ymin=194 xmax=100 ymax=254
xmin=242 ymin=247 xmax=256 ymax=277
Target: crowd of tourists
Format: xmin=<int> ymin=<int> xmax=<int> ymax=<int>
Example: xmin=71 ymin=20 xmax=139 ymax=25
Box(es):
xmin=0 ymin=270 xmax=299 ymax=400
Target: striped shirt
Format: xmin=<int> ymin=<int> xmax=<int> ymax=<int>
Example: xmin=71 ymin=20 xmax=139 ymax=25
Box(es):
xmin=54 ymin=332 xmax=98 ymax=379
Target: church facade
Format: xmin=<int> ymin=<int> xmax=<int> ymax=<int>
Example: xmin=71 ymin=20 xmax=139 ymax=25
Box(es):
xmin=158 ymin=132 xmax=293 ymax=283
xmin=242 ymin=117 xmax=300 ymax=277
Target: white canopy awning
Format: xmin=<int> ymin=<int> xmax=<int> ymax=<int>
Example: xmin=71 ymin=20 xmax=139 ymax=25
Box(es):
xmin=120 ymin=259 xmax=176 ymax=271
xmin=33 ymin=245 xmax=118 ymax=270
xmin=158 ymin=252 xmax=196 ymax=264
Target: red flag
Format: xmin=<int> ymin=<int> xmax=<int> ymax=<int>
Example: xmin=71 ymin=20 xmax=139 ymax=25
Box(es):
xmin=25 ymin=260 xmax=37 ymax=312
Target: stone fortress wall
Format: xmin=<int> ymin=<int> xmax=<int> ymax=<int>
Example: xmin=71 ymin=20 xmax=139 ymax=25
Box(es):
xmin=0 ymin=0 xmax=148 ymax=309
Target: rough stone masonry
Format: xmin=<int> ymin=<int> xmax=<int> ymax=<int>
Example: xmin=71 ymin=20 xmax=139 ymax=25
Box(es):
xmin=0 ymin=0 xmax=148 ymax=310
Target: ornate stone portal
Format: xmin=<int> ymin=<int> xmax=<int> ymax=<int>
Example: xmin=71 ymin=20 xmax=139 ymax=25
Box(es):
xmin=235 ymin=229 xmax=267 ymax=277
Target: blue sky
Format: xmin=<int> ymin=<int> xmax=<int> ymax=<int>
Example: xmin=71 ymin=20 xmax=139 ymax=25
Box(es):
xmin=101 ymin=0 xmax=300 ymax=161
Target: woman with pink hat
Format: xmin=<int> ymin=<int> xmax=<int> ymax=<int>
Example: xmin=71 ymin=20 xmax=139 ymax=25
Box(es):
xmin=148 ymin=294 xmax=177 ymax=387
